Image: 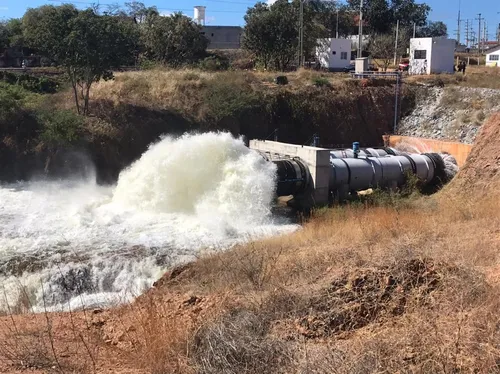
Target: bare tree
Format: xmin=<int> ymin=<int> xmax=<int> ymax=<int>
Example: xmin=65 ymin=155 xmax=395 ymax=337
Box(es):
xmin=368 ymin=34 xmax=394 ymax=71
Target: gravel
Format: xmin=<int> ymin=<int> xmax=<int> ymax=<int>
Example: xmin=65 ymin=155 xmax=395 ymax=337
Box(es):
xmin=398 ymin=86 xmax=500 ymax=144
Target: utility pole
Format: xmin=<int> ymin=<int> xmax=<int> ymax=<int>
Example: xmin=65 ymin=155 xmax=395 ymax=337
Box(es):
xmin=484 ymin=21 xmax=488 ymax=46
xmin=476 ymin=13 xmax=483 ymax=53
xmin=358 ymin=0 xmax=364 ymax=58
xmin=299 ymin=0 xmax=304 ymax=68
xmin=456 ymin=0 xmax=461 ymax=45
xmin=413 ymin=22 xmax=416 ymax=38
xmin=336 ymin=9 xmax=339 ymax=39
xmin=465 ymin=19 xmax=470 ymax=47
xmin=394 ymin=20 xmax=400 ymax=66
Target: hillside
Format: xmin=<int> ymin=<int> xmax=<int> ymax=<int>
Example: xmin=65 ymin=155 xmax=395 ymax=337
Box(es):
xmin=1 ymin=69 xmax=417 ymax=183
xmin=1 ymin=107 xmax=499 ymax=373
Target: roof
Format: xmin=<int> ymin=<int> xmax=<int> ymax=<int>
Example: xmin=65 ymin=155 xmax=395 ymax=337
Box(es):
xmin=201 ymin=26 xmax=243 ymax=30
xmin=486 ymin=45 xmax=500 ymax=54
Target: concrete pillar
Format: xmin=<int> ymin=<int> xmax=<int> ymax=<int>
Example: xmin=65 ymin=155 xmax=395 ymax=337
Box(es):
xmin=249 ymin=140 xmax=331 ymax=206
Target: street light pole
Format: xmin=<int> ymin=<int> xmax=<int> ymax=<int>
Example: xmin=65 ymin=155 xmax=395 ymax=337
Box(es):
xmin=358 ymin=0 xmax=364 ymax=58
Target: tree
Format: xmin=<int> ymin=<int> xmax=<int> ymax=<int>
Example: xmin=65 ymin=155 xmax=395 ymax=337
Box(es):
xmin=23 ymin=6 xmax=138 ymax=115
xmin=0 ymin=23 xmax=8 ymax=51
xmin=23 ymin=5 xmax=79 ymax=62
xmin=348 ymin=0 xmax=430 ymax=34
xmin=243 ymin=0 xmax=299 ymax=71
xmin=369 ymin=34 xmax=395 ymax=71
xmin=418 ymin=21 xmax=447 ymax=37
xmin=141 ymin=12 xmax=208 ymax=66
xmin=5 ymin=19 xmax=25 ymax=47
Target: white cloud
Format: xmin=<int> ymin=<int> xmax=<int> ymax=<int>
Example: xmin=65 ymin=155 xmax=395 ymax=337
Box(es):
xmin=0 ymin=6 xmax=8 ymax=11
xmin=160 ymin=11 xmax=172 ymax=17
xmin=267 ymin=0 xmax=277 ymax=4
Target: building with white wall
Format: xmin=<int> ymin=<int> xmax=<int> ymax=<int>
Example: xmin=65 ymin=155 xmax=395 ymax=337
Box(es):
xmin=486 ymin=46 xmax=500 ymax=67
xmin=409 ymin=37 xmax=456 ymax=75
xmin=316 ymin=38 xmax=352 ymax=71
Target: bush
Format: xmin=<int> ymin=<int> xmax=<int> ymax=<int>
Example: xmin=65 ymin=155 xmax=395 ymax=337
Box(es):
xmin=312 ymin=77 xmax=332 ymax=88
xmin=205 ymin=73 xmax=262 ymax=122
xmin=0 ymin=71 xmax=59 ymax=93
xmin=38 ymin=109 xmax=83 ymax=146
xmin=199 ymin=54 xmax=230 ymax=72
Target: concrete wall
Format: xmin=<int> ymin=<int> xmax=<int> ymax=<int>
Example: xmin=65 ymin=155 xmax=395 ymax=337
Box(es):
xmin=201 ymin=26 xmax=243 ymax=50
xmin=316 ymin=38 xmax=351 ymax=70
xmin=409 ymin=38 xmax=432 ymax=75
xmin=429 ymin=38 xmax=455 ymax=74
xmin=409 ymin=38 xmax=455 ymax=75
xmin=486 ymin=49 xmax=500 ymax=67
xmin=384 ymin=135 xmax=473 ymax=167
xmin=249 ymin=140 xmax=331 ymax=205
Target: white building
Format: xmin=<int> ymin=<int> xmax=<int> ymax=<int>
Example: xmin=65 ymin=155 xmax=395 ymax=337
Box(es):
xmin=316 ymin=38 xmax=352 ymax=71
xmin=409 ymin=37 xmax=456 ymax=75
xmin=486 ymin=46 xmax=500 ymax=67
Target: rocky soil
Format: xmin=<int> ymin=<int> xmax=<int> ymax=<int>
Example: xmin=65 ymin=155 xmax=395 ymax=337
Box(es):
xmin=399 ymin=86 xmax=500 ymax=144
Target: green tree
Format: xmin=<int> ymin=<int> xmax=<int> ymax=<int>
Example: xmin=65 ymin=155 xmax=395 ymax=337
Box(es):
xmin=23 ymin=6 xmax=138 ymax=115
xmin=0 ymin=22 xmax=8 ymax=51
xmin=23 ymin=5 xmax=79 ymax=63
xmin=243 ymin=0 xmax=299 ymax=71
xmin=142 ymin=12 xmax=208 ymax=66
xmin=348 ymin=0 xmax=430 ymax=34
xmin=418 ymin=21 xmax=447 ymax=37
xmin=5 ymin=19 xmax=24 ymax=47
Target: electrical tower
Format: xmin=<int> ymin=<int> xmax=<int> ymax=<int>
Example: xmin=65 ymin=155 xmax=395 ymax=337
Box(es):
xmin=476 ymin=13 xmax=483 ymax=52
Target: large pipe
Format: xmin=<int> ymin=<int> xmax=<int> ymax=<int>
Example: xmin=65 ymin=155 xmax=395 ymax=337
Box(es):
xmin=330 ymin=153 xmax=443 ymax=194
xmin=330 ymin=147 xmax=401 ymax=160
xmin=273 ymin=159 xmax=310 ymax=197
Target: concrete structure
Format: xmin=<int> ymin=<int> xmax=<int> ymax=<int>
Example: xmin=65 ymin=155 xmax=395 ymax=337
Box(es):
xmin=409 ymin=37 xmax=455 ymax=75
xmin=249 ymin=140 xmax=331 ymax=206
xmin=194 ymin=6 xmax=206 ymax=25
xmin=316 ymin=38 xmax=352 ymax=71
xmin=201 ymin=26 xmax=243 ymax=50
xmin=486 ymin=46 xmax=500 ymax=67
xmin=355 ymin=57 xmax=368 ymax=74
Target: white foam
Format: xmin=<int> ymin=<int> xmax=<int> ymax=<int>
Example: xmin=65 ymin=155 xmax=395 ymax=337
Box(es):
xmin=0 ymin=133 xmax=299 ymax=312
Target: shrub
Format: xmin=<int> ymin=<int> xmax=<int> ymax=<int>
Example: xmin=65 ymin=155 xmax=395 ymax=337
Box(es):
xmin=199 ymin=54 xmax=230 ymax=72
xmin=38 ymin=109 xmax=83 ymax=146
xmin=0 ymin=71 xmax=59 ymax=93
xmin=312 ymin=77 xmax=332 ymax=88
xmin=205 ymin=73 xmax=262 ymax=122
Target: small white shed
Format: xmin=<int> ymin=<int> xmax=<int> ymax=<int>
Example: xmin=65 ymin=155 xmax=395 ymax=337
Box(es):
xmin=409 ymin=37 xmax=456 ymax=75
xmin=486 ymin=46 xmax=500 ymax=67
xmin=316 ymin=38 xmax=352 ymax=71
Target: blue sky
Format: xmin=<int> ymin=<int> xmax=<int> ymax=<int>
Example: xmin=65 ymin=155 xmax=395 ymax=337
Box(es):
xmin=0 ymin=0 xmax=499 ymax=43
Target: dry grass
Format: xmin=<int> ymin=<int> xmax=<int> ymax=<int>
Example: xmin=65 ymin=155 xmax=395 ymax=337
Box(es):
xmin=146 ymin=192 xmax=500 ymax=373
xmin=407 ymin=65 xmax=500 ymax=89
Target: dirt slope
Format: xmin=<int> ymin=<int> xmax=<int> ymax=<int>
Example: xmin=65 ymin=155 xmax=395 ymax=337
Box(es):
xmin=448 ymin=112 xmax=500 ymax=192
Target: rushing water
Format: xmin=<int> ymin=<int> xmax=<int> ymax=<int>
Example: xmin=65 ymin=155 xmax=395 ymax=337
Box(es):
xmin=0 ymin=133 xmax=299 ymax=312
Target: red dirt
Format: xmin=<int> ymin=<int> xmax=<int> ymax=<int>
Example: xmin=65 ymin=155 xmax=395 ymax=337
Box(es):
xmin=449 ymin=112 xmax=500 ymax=192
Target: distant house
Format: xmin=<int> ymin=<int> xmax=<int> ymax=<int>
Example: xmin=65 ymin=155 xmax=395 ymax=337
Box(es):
xmin=201 ymin=26 xmax=243 ymax=50
xmin=486 ymin=45 xmax=500 ymax=67
xmin=409 ymin=37 xmax=455 ymax=75
xmin=316 ymin=38 xmax=352 ymax=71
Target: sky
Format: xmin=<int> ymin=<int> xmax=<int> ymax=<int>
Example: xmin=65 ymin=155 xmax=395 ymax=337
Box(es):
xmin=0 ymin=0 xmax=499 ymax=43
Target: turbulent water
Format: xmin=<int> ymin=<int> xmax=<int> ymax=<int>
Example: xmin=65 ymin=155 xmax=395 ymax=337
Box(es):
xmin=0 ymin=133 xmax=298 ymax=312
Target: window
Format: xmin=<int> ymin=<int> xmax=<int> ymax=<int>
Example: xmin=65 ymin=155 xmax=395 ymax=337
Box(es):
xmin=490 ymin=54 xmax=499 ymax=61
xmin=414 ymin=50 xmax=427 ymax=60
xmin=341 ymin=52 xmax=348 ymax=60
xmin=332 ymin=51 xmax=337 ymax=55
